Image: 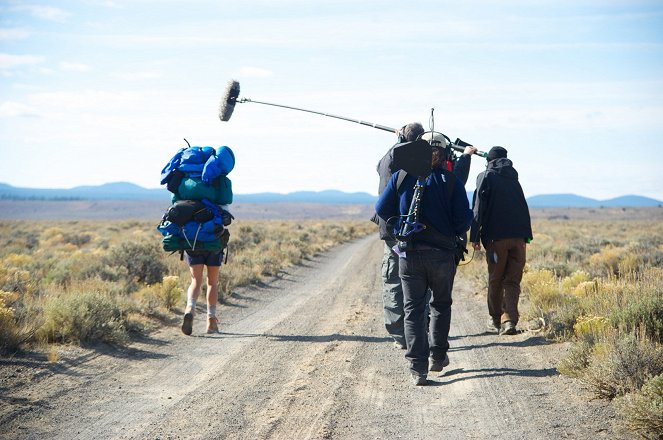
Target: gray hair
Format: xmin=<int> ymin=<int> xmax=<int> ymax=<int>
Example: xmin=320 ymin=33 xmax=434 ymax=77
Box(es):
xmin=401 ymin=122 xmax=424 ymax=142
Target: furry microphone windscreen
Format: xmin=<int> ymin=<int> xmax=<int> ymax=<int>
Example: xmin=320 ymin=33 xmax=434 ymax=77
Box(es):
xmin=219 ymin=80 xmax=240 ymax=121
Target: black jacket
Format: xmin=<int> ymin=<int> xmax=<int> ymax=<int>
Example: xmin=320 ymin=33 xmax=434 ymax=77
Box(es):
xmin=372 ymin=145 xmax=472 ymax=240
xmin=470 ymin=158 xmax=532 ymax=244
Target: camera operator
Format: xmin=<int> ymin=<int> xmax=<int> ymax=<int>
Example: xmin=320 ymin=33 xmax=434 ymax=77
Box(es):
xmin=375 ymin=143 xmax=472 ymax=386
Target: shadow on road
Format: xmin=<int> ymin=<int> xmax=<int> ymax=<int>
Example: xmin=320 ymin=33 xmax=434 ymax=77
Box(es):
xmin=216 ymin=331 xmax=390 ymax=344
xmin=434 ymin=366 xmax=559 ymax=385
xmin=450 ymin=335 xmax=552 ymax=351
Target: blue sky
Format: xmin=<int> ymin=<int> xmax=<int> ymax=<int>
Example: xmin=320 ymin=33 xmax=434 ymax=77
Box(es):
xmin=1 ymin=0 xmax=662 ymax=200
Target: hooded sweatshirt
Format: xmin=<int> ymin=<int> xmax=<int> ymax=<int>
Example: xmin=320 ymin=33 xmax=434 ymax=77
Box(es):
xmin=470 ymin=158 xmax=532 ymax=243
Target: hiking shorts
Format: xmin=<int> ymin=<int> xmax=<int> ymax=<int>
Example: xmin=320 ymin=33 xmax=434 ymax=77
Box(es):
xmin=184 ymin=250 xmax=224 ymax=267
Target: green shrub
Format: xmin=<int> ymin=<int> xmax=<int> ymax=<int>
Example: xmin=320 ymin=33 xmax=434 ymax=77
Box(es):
xmin=615 ymin=373 xmax=663 ymax=439
xmin=557 ymin=338 xmax=594 ymax=378
xmin=104 ymin=240 xmax=166 ymax=285
xmin=159 ymin=276 xmax=182 ymax=311
xmin=63 ymin=232 xmax=92 ymax=247
xmin=44 ymin=258 xmax=73 ymax=288
xmin=39 ymin=291 xmax=129 ymax=345
xmin=610 ymin=293 xmax=663 ymax=343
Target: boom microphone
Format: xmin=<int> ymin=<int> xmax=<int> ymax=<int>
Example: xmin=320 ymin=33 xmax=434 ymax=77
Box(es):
xmin=218 ymin=80 xmax=487 ymax=157
xmin=219 ymin=80 xmax=240 ymax=122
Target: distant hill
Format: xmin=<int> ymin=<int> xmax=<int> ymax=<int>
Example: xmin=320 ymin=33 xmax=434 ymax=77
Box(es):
xmin=0 ymin=182 xmax=169 ymax=201
xmin=234 ymin=190 xmax=376 ymax=204
xmin=527 ymin=193 xmax=662 ymax=208
xmin=0 ymin=183 xmax=375 ymax=204
xmin=0 ymin=182 xmax=660 ymax=207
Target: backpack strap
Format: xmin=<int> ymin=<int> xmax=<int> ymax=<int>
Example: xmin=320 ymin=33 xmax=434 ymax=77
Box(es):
xmin=396 ymin=169 xmax=455 ymax=203
xmin=396 ymin=170 xmax=408 ymax=190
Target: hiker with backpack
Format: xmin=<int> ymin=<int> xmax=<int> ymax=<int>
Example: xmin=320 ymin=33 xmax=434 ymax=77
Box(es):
xmin=372 ymin=123 xmax=477 ymax=351
xmin=158 ymin=144 xmax=235 ymax=335
xmin=375 ymin=141 xmax=472 ymax=386
xmin=470 ymin=146 xmax=532 ymax=336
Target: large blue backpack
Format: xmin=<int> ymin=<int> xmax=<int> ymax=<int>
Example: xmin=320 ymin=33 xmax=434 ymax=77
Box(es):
xmin=161 ymin=145 xmax=235 ymax=205
xmin=158 ymin=144 xmax=235 ymax=258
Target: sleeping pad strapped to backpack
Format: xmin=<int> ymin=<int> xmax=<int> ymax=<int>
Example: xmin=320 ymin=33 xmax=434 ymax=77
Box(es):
xmin=158 ymin=145 xmax=235 ymax=255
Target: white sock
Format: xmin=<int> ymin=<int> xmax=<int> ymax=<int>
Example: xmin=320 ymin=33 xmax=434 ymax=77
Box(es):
xmin=186 ymin=299 xmax=196 ymax=313
xmin=207 ymin=305 xmax=216 ymax=318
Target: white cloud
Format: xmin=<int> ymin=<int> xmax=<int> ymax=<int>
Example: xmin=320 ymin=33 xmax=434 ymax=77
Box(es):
xmin=0 ymin=28 xmax=31 ymax=40
xmin=0 ymin=53 xmax=44 ymax=69
xmin=238 ymin=66 xmax=273 ymax=78
xmin=112 ymin=71 xmax=162 ymax=81
xmin=0 ymin=101 xmax=39 ymax=118
xmin=12 ymin=5 xmax=70 ymax=22
xmin=59 ymin=62 xmax=92 ymax=72
xmin=82 ymin=0 xmax=121 ymax=7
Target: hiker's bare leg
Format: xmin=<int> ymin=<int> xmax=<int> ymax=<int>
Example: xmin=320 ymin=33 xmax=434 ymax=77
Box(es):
xmin=206 ymin=265 xmax=220 ymax=316
xmin=186 ymin=264 xmax=205 ymax=311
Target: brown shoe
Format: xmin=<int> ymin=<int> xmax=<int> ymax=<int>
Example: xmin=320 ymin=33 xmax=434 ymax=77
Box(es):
xmin=206 ymin=316 xmax=219 ymax=334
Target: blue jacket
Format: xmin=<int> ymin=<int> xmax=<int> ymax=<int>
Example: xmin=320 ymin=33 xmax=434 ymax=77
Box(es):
xmin=160 ymin=146 xmax=235 ymax=185
xmin=375 ymin=168 xmax=472 ymax=245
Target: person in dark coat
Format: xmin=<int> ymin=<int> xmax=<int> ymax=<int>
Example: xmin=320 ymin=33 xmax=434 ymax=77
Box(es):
xmin=470 ymin=146 xmax=533 ymax=335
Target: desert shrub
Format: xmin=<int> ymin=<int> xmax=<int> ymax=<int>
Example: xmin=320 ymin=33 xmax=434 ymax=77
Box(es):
xmin=557 ymin=337 xmax=594 ymax=378
xmin=39 ymin=291 xmax=129 ymax=345
xmin=573 ymin=315 xmax=610 ymax=339
xmin=615 ymin=373 xmax=663 ymax=439
xmin=160 ymin=276 xmax=183 ymax=311
xmin=63 ymin=232 xmax=92 ymax=247
xmin=542 ymin=300 xmax=581 ymax=340
xmin=588 ymin=245 xmax=627 ymax=276
xmin=132 ymin=278 xmax=182 ymax=316
xmin=103 ymin=240 xmax=166 ymax=285
xmin=44 ymin=258 xmax=74 ymax=288
xmin=0 ymin=290 xmax=22 ymax=353
xmin=578 ymin=336 xmax=663 ymax=399
xmin=573 ymin=280 xmax=598 ymax=296
xmin=230 ymin=225 xmax=266 ymax=252
xmin=610 ymin=291 xmax=663 ymax=343
xmin=0 ymin=266 xmax=37 ymax=296
xmin=560 ymin=270 xmax=590 ymax=294
xmin=133 ymin=284 xmax=162 ymax=316
xmin=522 ymin=269 xmax=566 ymax=315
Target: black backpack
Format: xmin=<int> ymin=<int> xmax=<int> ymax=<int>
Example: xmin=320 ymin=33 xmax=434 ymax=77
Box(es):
xmin=165 ymin=200 xmax=213 ymax=226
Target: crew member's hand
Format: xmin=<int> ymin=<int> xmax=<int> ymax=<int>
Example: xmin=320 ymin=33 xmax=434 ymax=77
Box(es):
xmin=464 ymin=145 xmax=478 ymax=155
xmin=472 ymin=242 xmax=482 ymax=251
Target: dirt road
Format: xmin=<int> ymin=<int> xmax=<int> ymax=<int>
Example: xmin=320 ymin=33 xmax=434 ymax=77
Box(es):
xmin=0 ymin=236 xmax=625 ymax=439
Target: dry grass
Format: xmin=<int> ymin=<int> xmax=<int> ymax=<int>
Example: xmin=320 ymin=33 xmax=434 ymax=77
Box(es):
xmin=0 ymin=219 xmax=374 ymax=354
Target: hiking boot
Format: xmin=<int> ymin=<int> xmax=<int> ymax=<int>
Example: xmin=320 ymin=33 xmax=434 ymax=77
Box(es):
xmin=487 ymin=317 xmax=500 ymax=333
xmin=393 ymin=340 xmax=406 ymax=350
xmin=429 ymin=354 xmax=450 ymax=372
xmin=181 ymin=312 xmax=194 ymax=336
xmin=411 ymin=372 xmax=427 ymax=386
xmin=500 ymin=321 xmax=517 ymax=335
xmin=206 ymin=316 xmax=219 ymax=334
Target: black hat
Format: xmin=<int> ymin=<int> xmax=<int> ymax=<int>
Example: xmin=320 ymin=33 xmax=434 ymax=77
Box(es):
xmin=487 ymin=146 xmax=508 ymax=161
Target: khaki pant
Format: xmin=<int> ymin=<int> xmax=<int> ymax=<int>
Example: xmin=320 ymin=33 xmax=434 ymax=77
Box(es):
xmin=484 ymin=238 xmax=526 ymax=325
